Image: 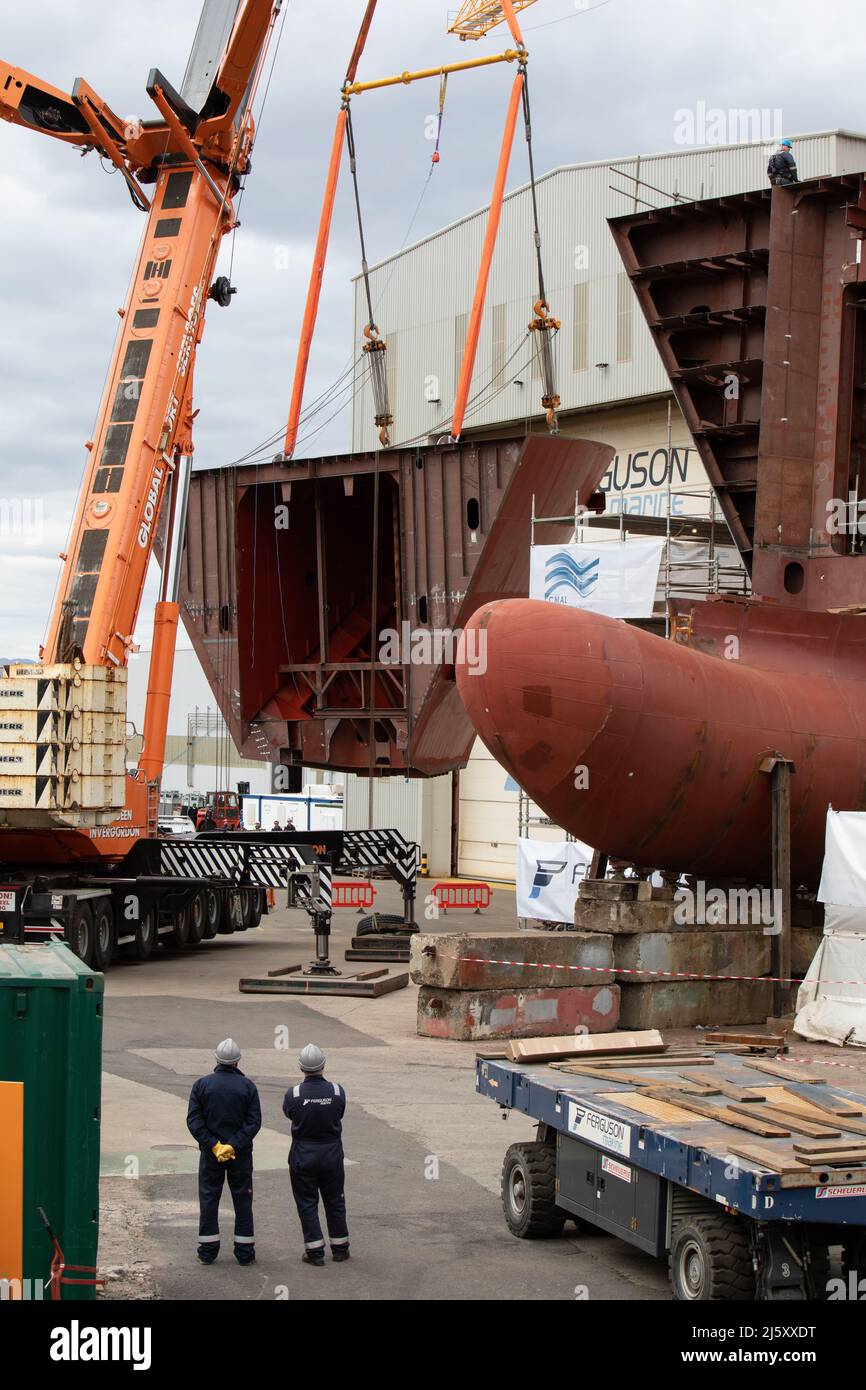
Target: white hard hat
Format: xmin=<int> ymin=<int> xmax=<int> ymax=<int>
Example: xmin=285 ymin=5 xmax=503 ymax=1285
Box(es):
xmin=215 ymin=1038 xmax=242 ymax=1065
xmin=298 ymin=1043 xmax=326 ymax=1074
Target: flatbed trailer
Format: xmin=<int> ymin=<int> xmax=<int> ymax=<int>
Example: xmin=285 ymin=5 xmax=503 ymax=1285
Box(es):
xmin=0 ymin=827 xmax=418 ymax=973
xmin=476 ymin=1050 xmax=866 ymax=1300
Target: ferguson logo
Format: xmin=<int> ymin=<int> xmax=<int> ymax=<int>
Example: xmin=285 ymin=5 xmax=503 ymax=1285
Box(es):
xmin=137 ymin=462 xmax=165 ymax=549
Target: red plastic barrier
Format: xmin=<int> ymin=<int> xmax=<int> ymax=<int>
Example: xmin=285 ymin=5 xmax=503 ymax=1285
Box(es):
xmin=432 ymin=881 xmax=492 ymax=914
xmin=333 ymin=880 xmax=376 ymax=910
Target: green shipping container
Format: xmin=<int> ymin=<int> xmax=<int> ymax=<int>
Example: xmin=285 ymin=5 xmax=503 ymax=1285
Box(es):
xmin=0 ymin=942 xmax=102 ymax=1300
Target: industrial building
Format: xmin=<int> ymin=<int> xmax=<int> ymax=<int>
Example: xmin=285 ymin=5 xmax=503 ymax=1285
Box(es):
xmin=342 ymin=130 xmax=866 ymax=879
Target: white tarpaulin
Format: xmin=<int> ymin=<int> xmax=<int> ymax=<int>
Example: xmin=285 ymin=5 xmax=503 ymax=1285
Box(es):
xmin=817 ymin=809 xmax=866 ymax=907
xmin=529 ymin=538 xmax=665 ymax=619
xmin=795 ymin=933 xmax=866 ymax=1048
xmin=516 ymin=837 xmax=594 ymax=923
xmin=795 ymin=809 xmax=866 ymax=1046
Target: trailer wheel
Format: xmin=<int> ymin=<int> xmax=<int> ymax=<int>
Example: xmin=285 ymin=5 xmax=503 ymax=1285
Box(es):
xmin=187 ymin=890 xmax=206 ymax=946
xmin=669 ymin=1213 xmax=755 ymax=1301
xmin=91 ymin=898 xmax=116 ymax=971
xmin=217 ymin=889 xmax=243 ymax=935
xmin=248 ymin=889 xmax=263 ymax=929
xmin=203 ymin=888 xmax=220 ymax=939
xmin=69 ymin=902 xmax=95 ymax=967
xmin=168 ymin=902 xmax=190 ymax=948
xmin=501 ymin=1142 xmax=566 ymax=1239
xmin=133 ymin=908 xmax=156 ymax=961
xmin=239 ymin=887 xmax=256 ymax=930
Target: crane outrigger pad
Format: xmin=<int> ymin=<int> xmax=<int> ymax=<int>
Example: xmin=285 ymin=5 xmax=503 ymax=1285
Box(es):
xmin=238 ymin=971 xmax=409 ymax=998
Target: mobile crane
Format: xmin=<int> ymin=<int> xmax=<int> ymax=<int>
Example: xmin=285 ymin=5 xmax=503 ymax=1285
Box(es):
xmin=0 ymin=1 xmax=418 ymax=971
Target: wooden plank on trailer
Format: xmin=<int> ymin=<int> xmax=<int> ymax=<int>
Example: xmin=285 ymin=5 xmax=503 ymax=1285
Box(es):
xmin=794 ymin=1137 xmax=866 ymax=1155
xmin=645 ymin=1088 xmax=791 ymax=1138
xmin=726 ymin=1102 xmax=840 ymax=1139
xmin=746 ymin=1086 xmax=866 ymax=1127
xmin=725 ymin=1141 xmax=806 ymax=1175
xmin=506 ymin=1030 xmax=664 ymax=1063
xmin=793 ymin=1150 xmax=866 ymax=1166
xmin=579 ymin=1055 xmax=715 ymax=1069
xmin=687 ymin=1070 xmax=765 ymax=1102
xmin=742 ymin=1059 xmax=826 ymax=1084
xmin=595 ymin=1091 xmax=703 ymax=1124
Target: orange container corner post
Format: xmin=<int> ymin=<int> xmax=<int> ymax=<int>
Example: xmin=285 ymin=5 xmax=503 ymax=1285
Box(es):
xmin=0 ymin=1081 xmax=24 ymax=1295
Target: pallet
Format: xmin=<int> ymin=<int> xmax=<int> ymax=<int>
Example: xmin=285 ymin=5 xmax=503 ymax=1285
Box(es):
xmin=238 ymin=971 xmax=409 ymax=997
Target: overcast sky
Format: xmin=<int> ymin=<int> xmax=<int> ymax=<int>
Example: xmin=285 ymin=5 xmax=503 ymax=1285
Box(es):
xmin=2 ymin=0 xmax=865 ymax=658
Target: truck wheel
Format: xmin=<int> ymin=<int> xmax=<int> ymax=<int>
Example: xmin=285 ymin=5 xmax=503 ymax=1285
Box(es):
xmin=203 ymin=888 xmax=220 ymax=939
xmin=670 ymin=1214 xmax=755 ymax=1301
xmin=92 ymin=898 xmax=116 ymax=971
xmin=168 ymin=902 xmax=190 ymax=948
xmin=501 ymin=1142 xmax=565 ymax=1239
xmin=69 ymin=902 xmax=95 ymax=967
xmin=187 ymin=890 xmax=206 ymax=946
xmin=248 ymin=889 xmax=263 ymax=929
xmin=133 ymin=908 xmax=157 ymax=961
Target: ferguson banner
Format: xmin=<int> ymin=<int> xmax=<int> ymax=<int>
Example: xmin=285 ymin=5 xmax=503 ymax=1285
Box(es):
xmin=516 ymin=837 xmax=594 ymax=924
xmin=529 ymin=538 xmax=665 ymax=619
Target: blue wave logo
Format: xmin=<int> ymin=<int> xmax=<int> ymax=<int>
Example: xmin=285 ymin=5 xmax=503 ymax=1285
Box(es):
xmin=544 ymin=550 xmax=599 ymax=601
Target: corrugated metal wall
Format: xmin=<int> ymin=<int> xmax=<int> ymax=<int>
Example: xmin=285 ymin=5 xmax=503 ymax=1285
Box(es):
xmin=351 ymin=132 xmax=866 ymax=452
xmin=343 ymin=773 xmax=423 ymax=843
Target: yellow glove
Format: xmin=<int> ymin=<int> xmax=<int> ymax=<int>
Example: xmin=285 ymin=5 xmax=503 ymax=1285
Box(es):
xmin=212 ymin=1142 xmax=235 ymax=1163
xmin=222 ymin=1144 xmax=236 ymax=1162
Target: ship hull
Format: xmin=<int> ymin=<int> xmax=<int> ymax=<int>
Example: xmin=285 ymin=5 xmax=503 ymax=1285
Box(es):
xmin=456 ymin=598 xmax=866 ymax=885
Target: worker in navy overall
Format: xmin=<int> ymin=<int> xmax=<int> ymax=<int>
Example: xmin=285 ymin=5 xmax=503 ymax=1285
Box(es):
xmin=186 ymin=1038 xmax=262 ymax=1266
xmin=283 ymin=1044 xmax=349 ymax=1266
xmin=767 ymin=138 xmax=799 ymax=186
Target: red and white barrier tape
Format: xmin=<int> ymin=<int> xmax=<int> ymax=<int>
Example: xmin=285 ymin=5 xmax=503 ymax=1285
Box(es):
xmin=439 ymin=952 xmax=866 ymax=990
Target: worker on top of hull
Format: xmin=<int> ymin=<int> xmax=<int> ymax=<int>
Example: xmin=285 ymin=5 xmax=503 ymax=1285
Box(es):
xmin=283 ymin=1043 xmax=350 ymax=1266
xmin=768 ymin=138 xmax=799 ymax=186
xmin=187 ymin=1038 xmax=262 ymax=1267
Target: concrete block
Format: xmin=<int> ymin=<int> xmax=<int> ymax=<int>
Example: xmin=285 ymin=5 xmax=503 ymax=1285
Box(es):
xmin=574 ymin=898 xmax=680 ymax=935
xmin=410 ymin=931 xmax=614 ymax=991
xmin=618 ymin=980 xmax=770 ymax=1030
xmin=578 ymin=879 xmax=652 ymax=903
xmin=416 ymin=983 xmax=620 ymax=1041
xmin=614 ymin=930 xmax=771 ymax=983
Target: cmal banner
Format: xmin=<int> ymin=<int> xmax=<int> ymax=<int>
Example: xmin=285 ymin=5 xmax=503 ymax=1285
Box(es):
xmin=516 ymin=836 xmax=594 ymax=924
xmin=529 ymin=538 xmax=665 ymax=618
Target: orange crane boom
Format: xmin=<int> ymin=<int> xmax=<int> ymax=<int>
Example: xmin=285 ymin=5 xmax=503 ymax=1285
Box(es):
xmin=1 ymin=0 xmax=282 ymax=857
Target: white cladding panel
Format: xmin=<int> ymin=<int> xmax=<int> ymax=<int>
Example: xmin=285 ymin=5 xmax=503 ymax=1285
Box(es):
xmin=458 ymin=738 xmax=566 ymax=882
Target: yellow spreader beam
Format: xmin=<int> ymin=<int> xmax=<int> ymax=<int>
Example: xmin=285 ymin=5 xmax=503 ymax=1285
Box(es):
xmin=344 ymin=47 xmax=525 ymax=96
